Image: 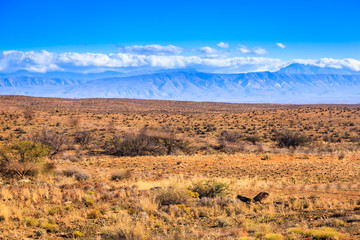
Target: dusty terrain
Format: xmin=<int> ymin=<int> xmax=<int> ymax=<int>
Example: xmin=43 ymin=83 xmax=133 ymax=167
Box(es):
xmin=0 ymin=95 xmax=359 ymax=239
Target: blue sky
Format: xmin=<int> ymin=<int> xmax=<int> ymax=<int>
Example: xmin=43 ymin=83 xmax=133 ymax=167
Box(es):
xmin=0 ymin=0 xmax=360 ymax=74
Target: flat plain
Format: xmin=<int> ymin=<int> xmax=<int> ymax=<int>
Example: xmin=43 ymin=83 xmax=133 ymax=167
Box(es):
xmin=0 ymin=95 xmax=359 ymax=239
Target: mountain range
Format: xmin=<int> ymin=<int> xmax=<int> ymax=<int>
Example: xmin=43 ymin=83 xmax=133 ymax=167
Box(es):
xmin=0 ymin=63 xmax=359 ymax=104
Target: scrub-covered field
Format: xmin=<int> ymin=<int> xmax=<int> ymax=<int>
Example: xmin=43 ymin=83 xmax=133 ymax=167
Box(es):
xmin=0 ymin=95 xmax=359 ymax=239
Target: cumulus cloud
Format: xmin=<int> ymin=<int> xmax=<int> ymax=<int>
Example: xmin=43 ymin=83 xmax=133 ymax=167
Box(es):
xmin=1 ymin=50 xmax=359 ymax=75
xmin=289 ymin=58 xmax=360 ymax=71
xmin=237 ymin=45 xmax=268 ymax=55
xmin=217 ymin=42 xmax=229 ymax=48
xmin=0 ymin=50 xmax=285 ymax=74
xmin=276 ymin=43 xmax=286 ymax=49
xmin=117 ymin=44 xmax=183 ymax=55
xmin=198 ymin=46 xmax=221 ymax=58
xmin=252 ymin=47 xmax=268 ymax=55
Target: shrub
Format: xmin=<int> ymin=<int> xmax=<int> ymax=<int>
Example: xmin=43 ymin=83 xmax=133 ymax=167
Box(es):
xmin=74 ymin=130 xmax=94 ymax=150
xmin=39 ymin=219 xmax=56 ymax=232
xmin=245 ymin=134 xmax=261 ymax=144
xmin=111 ymin=169 xmax=131 ymax=181
xmin=87 ymin=209 xmax=102 ymax=219
xmin=155 ymin=186 xmax=195 ymax=206
xmin=73 ymin=231 xmax=83 ymax=238
xmin=75 ymin=171 xmax=91 ymax=181
xmin=0 ymin=204 xmax=9 ymax=221
xmin=264 ymin=233 xmax=284 ymax=240
xmin=110 ymin=131 xmax=163 ymax=156
xmin=273 ymin=129 xmax=309 ymax=148
xmin=289 ymin=227 xmax=345 ymax=239
xmin=23 ymin=108 xmax=35 ymax=122
xmin=107 ymin=128 xmax=190 ymax=157
xmin=62 ymin=168 xmax=91 ymax=181
xmin=189 ymin=180 xmax=230 ymax=198
xmin=0 ymin=140 xmax=49 ymax=178
xmin=101 ymin=211 xmax=148 ymax=240
xmin=219 ymin=130 xmax=242 ymax=143
xmin=30 ymin=127 xmax=70 ymax=159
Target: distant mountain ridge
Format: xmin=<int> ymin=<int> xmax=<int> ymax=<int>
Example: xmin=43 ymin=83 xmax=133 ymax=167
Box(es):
xmin=0 ymin=64 xmax=359 ymax=104
xmin=278 ymin=63 xmax=360 ymax=75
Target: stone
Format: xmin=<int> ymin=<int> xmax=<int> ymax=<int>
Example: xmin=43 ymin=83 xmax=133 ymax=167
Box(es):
xmin=236 ymin=195 xmax=252 ymax=204
xmin=253 ymin=192 xmax=270 ymax=202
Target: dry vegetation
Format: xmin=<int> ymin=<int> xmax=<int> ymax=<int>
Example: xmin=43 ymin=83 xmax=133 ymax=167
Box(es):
xmin=0 ymin=95 xmax=359 ymax=239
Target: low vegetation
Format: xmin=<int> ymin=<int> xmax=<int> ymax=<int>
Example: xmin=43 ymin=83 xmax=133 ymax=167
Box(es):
xmin=0 ymin=96 xmax=359 ymax=239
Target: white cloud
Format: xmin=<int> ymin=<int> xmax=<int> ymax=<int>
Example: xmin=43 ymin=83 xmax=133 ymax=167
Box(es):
xmin=239 ymin=47 xmax=251 ymax=54
xmin=117 ymin=44 xmax=183 ymax=55
xmin=289 ymin=58 xmax=360 ymax=71
xmin=0 ymin=50 xmax=284 ymax=74
xmin=199 ymin=46 xmax=217 ymax=54
xmin=252 ymin=47 xmax=268 ymax=55
xmin=1 ymin=50 xmax=359 ymax=75
xmin=198 ymin=46 xmax=222 ymax=58
xmin=237 ymin=45 xmax=267 ymax=55
xmin=276 ymin=43 xmax=286 ymax=49
xmin=217 ymin=42 xmax=229 ymax=48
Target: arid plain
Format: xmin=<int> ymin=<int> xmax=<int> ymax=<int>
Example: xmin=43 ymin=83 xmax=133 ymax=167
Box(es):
xmin=0 ymin=95 xmax=359 ymax=239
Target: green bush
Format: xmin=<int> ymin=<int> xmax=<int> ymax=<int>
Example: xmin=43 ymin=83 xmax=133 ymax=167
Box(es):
xmin=189 ymin=180 xmax=230 ymax=198
xmin=0 ymin=140 xmax=49 ymax=178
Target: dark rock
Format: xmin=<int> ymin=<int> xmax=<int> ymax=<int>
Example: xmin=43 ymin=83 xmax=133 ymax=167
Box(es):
xmin=150 ymin=186 xmax=162 ymax=191
xmin=253 ymin=192 xmax=270 ymax=202
xmin=237 ymin=195 xmax=252 ymax=204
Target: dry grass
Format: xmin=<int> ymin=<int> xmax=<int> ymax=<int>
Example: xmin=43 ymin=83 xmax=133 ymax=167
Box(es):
xmin=0 ymin=96 xmax=359 ymax=239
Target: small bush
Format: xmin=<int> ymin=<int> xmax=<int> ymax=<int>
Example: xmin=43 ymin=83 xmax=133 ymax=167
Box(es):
xmin=30 ymin=127 xmax=70 ymax=159
xmin=62 ymin=168 xmax=79 ymax=177
xmin=108 ymin=128 xmax=190 ymax=157
xmin=62 ymin=168 xmax=90 ymax=181
xmin=111 ymin=169 xmax=131 ymax=181
xmin=0 ymin=140 xmax=49 ymax=178
xmin=87 ymin=209 xmax=102 ymax=219
xmin=189 ymin=180 xmax=230 ymax=198
xmin=219 ymin=130 xmax=242 ymax=143
xmin=273 ymin=129 xmax=309 ymax=148
xmin=39 ymin=219 xmax=56 ymax=232
xmin=75 ymin=171 xmax=91 ymax=181
xmin=85 ymin=199 xmax=95 ymax=207
xmin=74 ymin=130 xmax=94 ymax=150
xmin=155 ymin=186 xmax=195 ymax=206
xmin=245 ymin=134 xmax=261 ymax=144
xmin=0 ymin=204 xmax=9 ymax=221
xmin=25 ymin=217 xmax=37 ymax=227
xmin=264 ymin=233 xmax=284 ymax=240
xmin=289 ymin=227 xmax=345 ymax=239
xmin=73 ymin=231 xmax=83 ymax=238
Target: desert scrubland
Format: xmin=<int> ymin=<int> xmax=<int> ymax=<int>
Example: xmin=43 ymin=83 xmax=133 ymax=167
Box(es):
xmin=0 ymin=95 xmax=359 ymax=239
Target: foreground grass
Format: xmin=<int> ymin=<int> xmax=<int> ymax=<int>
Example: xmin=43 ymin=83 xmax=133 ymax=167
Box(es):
xmin=0 ymin=154 xmax=359 ymax=239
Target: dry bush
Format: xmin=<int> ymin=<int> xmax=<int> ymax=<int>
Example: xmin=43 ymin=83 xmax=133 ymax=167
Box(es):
xmin=219 ymin=130 xmax=242 ymax=143
xmin=101 ymin=211 xmax=148 ymax=240
xmin=74 ymin=130 xmax=94 ymax=150
xmin=30 ymin=127 xmax=70 ymax=159
xmin=108 ymin=128 xmax=190 ymax=157
xmin=62 ymin=167 xmax=91 ymax=181
xmin=155 ymin=186 xmax=196 ymax=206
xmin=273 ymin=129 xmax=310 ymax=148
xmin=23 ymin=108 xmax=35 ymax=122
xmin=111 ymin=169 xmax=131 ymax=181
xmin=189 ymin=179 xmax=230 ymax=198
